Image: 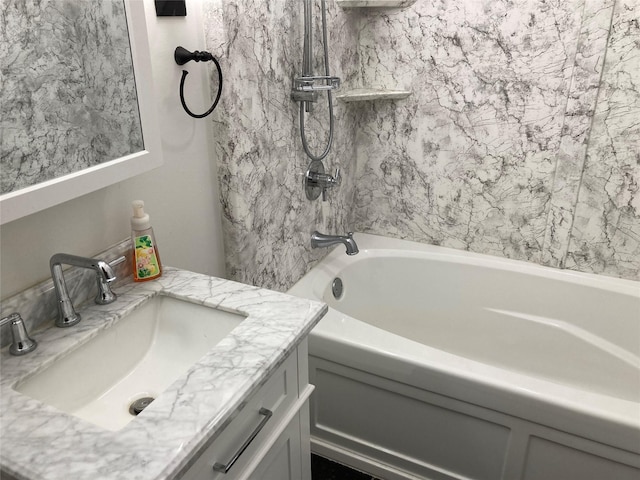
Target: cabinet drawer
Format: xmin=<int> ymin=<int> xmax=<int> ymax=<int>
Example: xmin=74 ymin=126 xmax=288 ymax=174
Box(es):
xmin=180 ymin=352 xmax=299 ymax=480
xmin=247 ymin=412 xmax=303 ymax=480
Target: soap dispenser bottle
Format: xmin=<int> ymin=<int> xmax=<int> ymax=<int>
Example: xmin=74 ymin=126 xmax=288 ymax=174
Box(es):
xmin=131 ymin=200 xmax=162 ymax=282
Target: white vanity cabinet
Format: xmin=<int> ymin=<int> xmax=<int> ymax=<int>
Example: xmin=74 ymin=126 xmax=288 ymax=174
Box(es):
xmin=179 ymin=340 xmax=313 ymax=480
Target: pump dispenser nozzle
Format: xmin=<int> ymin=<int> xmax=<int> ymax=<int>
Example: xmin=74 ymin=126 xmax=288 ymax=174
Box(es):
xmin=131 ymin=200 xmax=151 ymax=231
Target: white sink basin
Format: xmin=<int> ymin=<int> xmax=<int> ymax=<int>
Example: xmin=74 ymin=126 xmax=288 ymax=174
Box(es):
xmin=15 ymin=295 xmax=245 ymax=431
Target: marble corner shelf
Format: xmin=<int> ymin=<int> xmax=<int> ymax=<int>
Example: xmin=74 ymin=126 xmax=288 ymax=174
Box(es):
xmin=336 ymin=88 xmax=412 ymax=102
xmin=337 ymin=0 xmax=418 ymax=8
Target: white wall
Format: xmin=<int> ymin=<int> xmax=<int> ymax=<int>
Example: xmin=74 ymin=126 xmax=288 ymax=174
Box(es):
xmin=0 ymin=0 xmax=225 ymax=300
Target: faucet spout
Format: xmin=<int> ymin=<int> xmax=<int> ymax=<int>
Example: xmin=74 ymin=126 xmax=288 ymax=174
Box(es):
xmin=311 ymin=231 xmax=359 ymax=256
xmin=50 ymin=253 xmax=119 ymax=328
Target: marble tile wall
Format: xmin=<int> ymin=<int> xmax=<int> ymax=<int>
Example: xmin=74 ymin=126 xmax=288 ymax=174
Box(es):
xmin=205 ymin=0 xmax=639 ymax=289
xmin=202 ymin=0 xmax=359 ymax=291
xmin=348 ymin=0 xmax=639 ymax=281
xmin=563 ymin=0 xmax=640 ymax=279
xmin=1 ymin=0 xmax=142 ymax=194
xmin=541 ymin=0 xmax=616 ymax=269
xmin=350 ymin=0 xmax=583 ymax=262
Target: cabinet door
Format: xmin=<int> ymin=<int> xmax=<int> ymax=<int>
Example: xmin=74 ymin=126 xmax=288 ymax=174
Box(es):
xmin=248 ymin=414 xmax=305 ymax=480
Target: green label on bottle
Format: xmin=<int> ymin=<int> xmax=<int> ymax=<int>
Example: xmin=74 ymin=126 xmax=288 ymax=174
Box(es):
xmin=134 ymin=235 xmax=160 ymax=279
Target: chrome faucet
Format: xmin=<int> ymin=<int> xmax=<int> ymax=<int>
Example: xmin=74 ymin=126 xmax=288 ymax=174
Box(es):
xmin=50 ymin=254 xmax=119 ymax=328
xmin=311 ymin=231 xmax=359 ymax=256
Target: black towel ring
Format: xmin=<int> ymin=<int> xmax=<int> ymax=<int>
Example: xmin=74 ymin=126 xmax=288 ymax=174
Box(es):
xmin=174 ymin=46 xmax=223 ymax=119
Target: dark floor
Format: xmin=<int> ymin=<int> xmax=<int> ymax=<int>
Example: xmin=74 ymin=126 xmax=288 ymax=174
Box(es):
xmin=311 ymin=454 xmax=382 ymax=480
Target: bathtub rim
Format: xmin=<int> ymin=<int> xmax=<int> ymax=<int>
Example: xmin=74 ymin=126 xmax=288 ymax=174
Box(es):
xmin=299 ymin=232 xmax=640 ymax=300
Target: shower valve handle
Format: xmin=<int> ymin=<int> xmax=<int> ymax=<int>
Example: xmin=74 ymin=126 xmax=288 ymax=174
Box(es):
xmin=332 ymin=168 xmax=341 ymax=185
xmin=305 ymin=161 xmax=341 ymax=201
xmin=307 ymin=168 xmax=339 ymax=188
xmin=322 ymin=168 xmax=340 ymax=201
xmin=324 ymin=168 xmax=341 ymax=188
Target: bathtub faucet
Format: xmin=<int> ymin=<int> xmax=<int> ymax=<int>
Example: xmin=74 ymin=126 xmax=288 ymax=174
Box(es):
xmin=311 ymin=231 xmax=359 ymax=256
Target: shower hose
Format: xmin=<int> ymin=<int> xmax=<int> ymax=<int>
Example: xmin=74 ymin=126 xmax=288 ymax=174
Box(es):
xmin=299 ymin=0 xmax=334 ymax=161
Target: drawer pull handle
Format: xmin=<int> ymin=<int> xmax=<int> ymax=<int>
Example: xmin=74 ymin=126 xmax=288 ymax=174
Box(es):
xmin=212 ymin=407 xmax=273 ymax=474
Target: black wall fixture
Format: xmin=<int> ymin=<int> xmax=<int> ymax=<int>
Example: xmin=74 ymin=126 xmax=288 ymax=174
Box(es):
xmin=174 ymin=46 xmax=223 ymax=119
xmin=155 ymin=0 xmax=186 ymax=17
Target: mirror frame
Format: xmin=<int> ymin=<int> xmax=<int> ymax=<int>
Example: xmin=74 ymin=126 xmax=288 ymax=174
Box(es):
xmin=0 ymin=0 xmax=162 ymax=225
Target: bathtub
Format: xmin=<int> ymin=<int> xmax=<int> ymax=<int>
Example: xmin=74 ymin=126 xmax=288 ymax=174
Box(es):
xmin=288 ymin=233 xmax=640 ymax=480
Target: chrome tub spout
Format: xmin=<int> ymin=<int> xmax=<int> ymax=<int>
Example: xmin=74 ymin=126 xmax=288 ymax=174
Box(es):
xmin=311 ymin=231 xmax=359 ymax=256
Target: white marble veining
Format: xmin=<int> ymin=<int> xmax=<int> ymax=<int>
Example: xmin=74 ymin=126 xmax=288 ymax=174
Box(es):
xmin=0 ymin=268 xmax=326 ymax=480
xmin=337 ymin=0 xmax=418 ymax=8
xmin=351 ymin=0 xmax=583 ymax=262
xmin=348 ymin=0 xmax=639 ymax=281
xmin=540 ymin=0 xmax=616 ymax=269
xmin=564 ymin=0 xmax=640 ymax=279
xmin=203 ymin=0 xmax=637 ymax=293
xmin=0 ymin=0 xmax=142 ymax=195
xmin=206 ymin=0 xmax=638 ymax=290
xmin=202 ymin=0 xmax=359 ymax=291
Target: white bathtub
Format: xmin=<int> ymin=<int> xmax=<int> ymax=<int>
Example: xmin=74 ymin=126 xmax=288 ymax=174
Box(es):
xmin=288 ymin=233 xmax=640 ymax=480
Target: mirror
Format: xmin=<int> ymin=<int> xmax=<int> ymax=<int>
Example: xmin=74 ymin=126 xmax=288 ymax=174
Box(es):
xmin=0 ymin=0 xmax=162 ymax=225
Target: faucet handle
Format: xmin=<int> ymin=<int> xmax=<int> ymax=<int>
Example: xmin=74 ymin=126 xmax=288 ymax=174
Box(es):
xmin=95 ymin=277 xmax=117 ymax=305
xmin=0 ymin=313 xmax=37 ymax=356
xmin=332 ymin=167 xmax=341 ymax=187
xmin=108 ymin=255 xmax=127 ymax=270
xmin=105 ymin=255 xmax=127 ymax=284
xmin=94 ymin=256 xmax=124 ymax=305
xmin=320 ymin=168 xmax=342 ymax=201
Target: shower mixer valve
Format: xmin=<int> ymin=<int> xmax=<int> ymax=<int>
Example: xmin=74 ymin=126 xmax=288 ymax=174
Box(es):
xmin=291 ymin=85 xmax=319 ymax=104
xmin=291 ymin=76 xmax=340 ymax=111
xmin=305 ymin=160 xmax=341 ymax=201
xmin=292 ymin=75 xmax=341 ymax=99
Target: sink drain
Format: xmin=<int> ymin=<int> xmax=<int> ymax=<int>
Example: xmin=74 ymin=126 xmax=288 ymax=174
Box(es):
xmin=129 ymin=397 xmax=155 ymax=416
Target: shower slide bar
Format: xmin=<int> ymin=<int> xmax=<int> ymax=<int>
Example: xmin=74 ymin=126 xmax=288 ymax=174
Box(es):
xmin=294 ymin=0 xmax=337 ymax=161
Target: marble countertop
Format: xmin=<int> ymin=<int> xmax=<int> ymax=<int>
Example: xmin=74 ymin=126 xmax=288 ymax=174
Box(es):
xmin=0 ymin=268 xmax=327 ymax=480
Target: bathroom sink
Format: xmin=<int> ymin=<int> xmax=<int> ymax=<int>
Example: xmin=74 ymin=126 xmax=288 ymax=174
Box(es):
xmin=14 ymin=295 xmax=246 ymax=431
